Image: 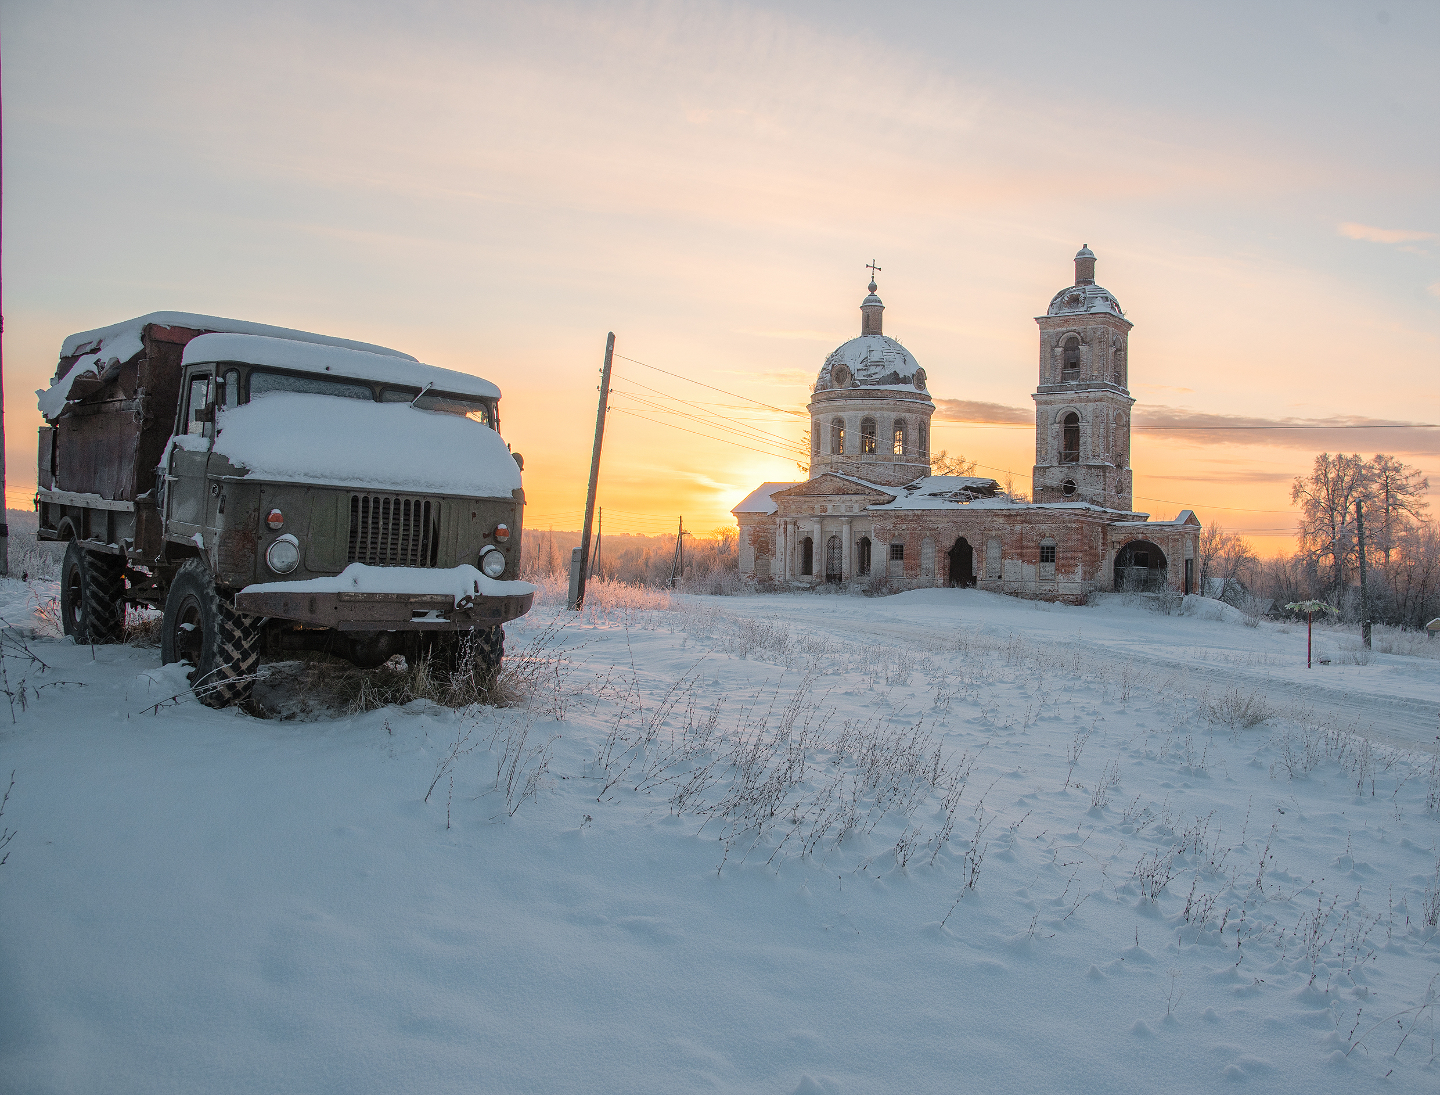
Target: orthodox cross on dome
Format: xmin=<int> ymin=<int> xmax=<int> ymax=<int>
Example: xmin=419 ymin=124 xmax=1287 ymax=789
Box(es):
xmin=866 ymin=259 xmax=882 ymax=290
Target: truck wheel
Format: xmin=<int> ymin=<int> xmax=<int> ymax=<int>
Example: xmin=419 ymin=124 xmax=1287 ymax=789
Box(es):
xmin=474 ymin=625 xmax=505 ymax=689
xmin=61 ymin=540 xmax=125 ymax=645
xmin=161 ymin=559 xmax=262 ymax=709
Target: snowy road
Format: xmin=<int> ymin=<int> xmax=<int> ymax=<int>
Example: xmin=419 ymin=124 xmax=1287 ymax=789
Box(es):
xmin=714 ymin=590 xmax=1440 ymax=752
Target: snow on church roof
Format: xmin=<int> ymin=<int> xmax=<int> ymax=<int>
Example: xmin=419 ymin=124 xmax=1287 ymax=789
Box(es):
xmin=815 ymin=335 xmax=929 ymax=395
xmin=732 ymin=482 xmax=799 ymax=515
xmin=1045 ymin=283 xmax=1126 ymax=319
xmin=868 ymin=475 xmax=1000 ymax=510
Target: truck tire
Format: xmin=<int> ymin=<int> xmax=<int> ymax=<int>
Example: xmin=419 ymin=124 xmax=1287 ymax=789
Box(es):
xmin=161 ymin=559 xmax=262 ymax=709
xmin=61 ymin=540 xmax=125 ymax=645
xmin=424 ymin=626 xmax=504 ymax=690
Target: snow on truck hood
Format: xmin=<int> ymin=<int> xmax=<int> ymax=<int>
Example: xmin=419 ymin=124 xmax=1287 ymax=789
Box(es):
xmin=211 ymin=392 xmax=522 ymax=497
xmin=184 ymin=333 xmax=501 ymax=401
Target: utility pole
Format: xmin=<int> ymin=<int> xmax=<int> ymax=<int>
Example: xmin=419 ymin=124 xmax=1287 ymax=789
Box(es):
xmin=1356 ymin=499 xmax=1371 ymax=649
xmin=590 ymin=509 xmax=603 ymax=580
xmin=571 ymin=332 xmax=614 ymax=611
xmin=669 ymin=517 xmax=684 ymax=588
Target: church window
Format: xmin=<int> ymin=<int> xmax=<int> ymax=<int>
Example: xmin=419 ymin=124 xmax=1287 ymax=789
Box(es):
xmin=1062 ymin=478 xmax=1077 ymax=497
xmin=857 ymin=536 xmax=871 ymax=576
xmin=1063 ymin=336 xmax=1081 ymax=375
xmin=893 ymin=419 xmax=907 ymax=456
xmin=801 ymin=537 xmax=814 ymax=576
xmin=889 ymin=543 xmax=904 ymax=561
xmin=1040 ymin=538 xmax=1057 ymax=580
xmin=1061 ymin=413 xmax=1080 ymax=463
xmin=920 ymin=537 xmax=935 ymax=579
xmin=888 ymin=541 xmax=904 ymax=578
xmin=830 ymin=418 xmax=845 ymax=455
xmin=860 ymin=417 xmax=877 ymax=454
xmin=918 ymin=420 xmax=929 ymax=460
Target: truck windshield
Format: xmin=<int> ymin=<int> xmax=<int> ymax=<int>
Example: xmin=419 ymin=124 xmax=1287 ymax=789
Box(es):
xmin=249 ymin=370 xmax=373 ymax=402
xmin=381 ymin=388 xmax=494 ymax=427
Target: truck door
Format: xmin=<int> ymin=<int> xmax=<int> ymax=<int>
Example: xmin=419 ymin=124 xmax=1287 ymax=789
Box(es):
xmin=203 ymin=369 xmax=241 ymax=540
xmin=165 ymin=369 xmax=215 ymax=548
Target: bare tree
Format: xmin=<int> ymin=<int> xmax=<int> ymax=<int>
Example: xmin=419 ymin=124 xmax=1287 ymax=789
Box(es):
xmin=932 ymin=450 xmax=978 ymax=476
xmin=1197 ymin=521 xmax=1258 ymax=603
xmin=1367 ymin=454 xmax=1429 ymax=563
xmin=1291 ymin=453 xmax=1369 ymax=594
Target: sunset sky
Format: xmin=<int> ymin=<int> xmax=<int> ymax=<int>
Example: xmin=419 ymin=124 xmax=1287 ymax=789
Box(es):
xmin=3 ymin=1 xmax=1436 ymax=554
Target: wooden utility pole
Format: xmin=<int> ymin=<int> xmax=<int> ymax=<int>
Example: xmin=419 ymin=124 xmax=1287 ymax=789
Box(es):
xmin=1356 ymin=499 xmax=1371 ymax=649
xmin=669 ymin=517 xmax=684 ymax=588
xmin=572 ymin=332 xmax=614 ymax=611
xmin=590 ymin=509 xmax=603 ymax=579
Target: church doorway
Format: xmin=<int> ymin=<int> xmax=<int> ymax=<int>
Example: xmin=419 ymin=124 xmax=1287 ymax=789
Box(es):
xmin=1114 ymin=540 xmax=1168 ymax=592
xmin=825 ymin=536 xmax=842 ymax=583
xmin=800 ymin=537 xmax=814 ymax=576
xmin=947 ymin=537 xmax=975 ymax=588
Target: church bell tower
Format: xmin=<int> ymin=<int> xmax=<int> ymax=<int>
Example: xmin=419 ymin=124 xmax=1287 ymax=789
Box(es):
xmin=1032 ymin=246 xmax=1136 ymax=511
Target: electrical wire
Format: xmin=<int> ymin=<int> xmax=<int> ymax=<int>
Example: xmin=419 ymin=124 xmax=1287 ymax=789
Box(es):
xmin=609 ymin=388 xmax=809 ymax=456
xmin=615 ymin=353 xmax=807 ymax=418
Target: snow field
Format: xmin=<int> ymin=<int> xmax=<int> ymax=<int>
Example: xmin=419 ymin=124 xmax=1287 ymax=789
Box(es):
xmin=1 ymin=578 xmax=1438 ymax=1093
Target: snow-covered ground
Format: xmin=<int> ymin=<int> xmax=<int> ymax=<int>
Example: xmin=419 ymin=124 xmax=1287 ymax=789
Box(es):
xmin=1 ymin=579 xmax=1438 ymax=1094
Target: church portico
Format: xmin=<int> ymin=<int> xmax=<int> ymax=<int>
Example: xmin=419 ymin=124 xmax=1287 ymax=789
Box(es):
xmin=733 ymin=250 xmax=1200 ymax=604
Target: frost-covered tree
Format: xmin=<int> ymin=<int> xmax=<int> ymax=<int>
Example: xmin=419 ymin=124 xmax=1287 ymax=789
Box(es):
xmin=931 ymin=450 xmax=977 ymax=476
xmin=1291 ymin=453 xmax=1369 ymax=594
xmin=1197 ymin=521 xmax=1258 ymax=604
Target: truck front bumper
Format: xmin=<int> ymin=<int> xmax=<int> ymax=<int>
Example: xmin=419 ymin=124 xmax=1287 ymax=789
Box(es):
xmin=233 ymin=588 xmax=535 ymax=631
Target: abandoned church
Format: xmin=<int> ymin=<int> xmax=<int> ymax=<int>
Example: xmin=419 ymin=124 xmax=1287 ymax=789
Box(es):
xmin=732 ymin=247 xmax=1200 ymax=603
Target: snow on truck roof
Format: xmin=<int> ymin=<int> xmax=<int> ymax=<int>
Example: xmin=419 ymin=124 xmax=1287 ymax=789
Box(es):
xmin=184 ymin=334 xmax=502 ymax=401
xmin=61 ymin=311 xmax=416 ymax=362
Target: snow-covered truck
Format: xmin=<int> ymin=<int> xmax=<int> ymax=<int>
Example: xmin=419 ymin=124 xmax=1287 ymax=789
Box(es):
xmin=36 ymin=313 xmax=534 ymax=707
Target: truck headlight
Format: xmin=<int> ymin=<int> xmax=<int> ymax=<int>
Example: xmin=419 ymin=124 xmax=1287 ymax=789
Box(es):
xmin=479 ymin=546 xmax=506 ymax=579
xmin=266 ymin=534 xmax=301 ymax=575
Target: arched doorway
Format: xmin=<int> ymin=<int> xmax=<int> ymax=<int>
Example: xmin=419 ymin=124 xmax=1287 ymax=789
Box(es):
xmin=1114 ymin=540 xmax=1168 ymax=592
xmin=947 ymin=537 xmax=975 ymax=588
xmin=825 ymin=536 xmax=842 ymax=583
xmin=800 ymin=537 xmax=814 ymax=576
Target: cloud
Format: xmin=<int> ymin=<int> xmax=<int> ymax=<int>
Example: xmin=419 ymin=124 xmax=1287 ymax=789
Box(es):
xmin=933 ymin=398 xmax=1032 ymax=424
xmin=1337 ymin=222 xmax=1436 ymax=244
xmin=1132 ymin=406 xmax=1440 ymax=453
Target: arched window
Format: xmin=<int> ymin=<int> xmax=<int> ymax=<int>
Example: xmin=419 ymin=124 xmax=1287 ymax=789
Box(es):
xmin=918 ymin=419 xmax=929 ymax=461
xmin=801 ymin=537 xmax=814 ymax=576
xmin=1061 ymin=412 xmax=1080 ymax=463
xmin=857 ymin=536 xmax=871 ymax=576
xmin=893 ymin=419 xmax=907 ymax=456
xmin=860 ymin=417 xmax=877 ymax=454
xmin=830 ymin=417 xmax=845 ymax=455
xmin=1063 ymin=336 xmax=1081 ymax=376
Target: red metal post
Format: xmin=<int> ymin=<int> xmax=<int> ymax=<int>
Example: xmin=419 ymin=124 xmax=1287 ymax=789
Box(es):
xmin=1307 ymin=611 xmax=1312 ymax=669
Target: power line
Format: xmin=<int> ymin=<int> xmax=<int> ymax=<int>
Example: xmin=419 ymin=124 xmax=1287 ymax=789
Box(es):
xmin=610 ymin=407 xmax=804 ymax=464
xmin=611 ymin=377 xmax=808 ymax=448
xmin=610 ymin=389 xmax=809 ymax=456
xmin=615 ymin=353 xmax=808 ymax=418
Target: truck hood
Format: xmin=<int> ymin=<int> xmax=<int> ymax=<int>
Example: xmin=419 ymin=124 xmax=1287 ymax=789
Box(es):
xmin=211 ymin=391 xmax=522 ymax=497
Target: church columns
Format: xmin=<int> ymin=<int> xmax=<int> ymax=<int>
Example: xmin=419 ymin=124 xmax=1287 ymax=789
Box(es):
xmin=842 ymin=517 xmax=852 ymax=579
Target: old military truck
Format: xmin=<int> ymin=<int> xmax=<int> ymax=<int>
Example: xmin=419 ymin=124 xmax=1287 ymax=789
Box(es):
xmin=36 ymin=313 xmax=533 ymax=707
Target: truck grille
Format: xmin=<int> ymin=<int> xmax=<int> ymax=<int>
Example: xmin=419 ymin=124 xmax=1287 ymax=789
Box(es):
xmin=348 ymin=495 xmax=441 ymax=567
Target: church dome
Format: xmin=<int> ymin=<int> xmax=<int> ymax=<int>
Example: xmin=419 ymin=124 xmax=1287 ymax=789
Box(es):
xmin=1047 ymin=244 xmax=1124 ymax=318
xmin=814 ymin=276 xmax=929 ymax=394
xmin=816 ymin=335 xmax=927 ymax=394
xmin=1046 ymin=282 xmax=1125 ymax=319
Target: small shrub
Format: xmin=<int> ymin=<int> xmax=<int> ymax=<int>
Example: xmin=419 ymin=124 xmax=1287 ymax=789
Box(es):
xmin=1199 ymin=687 xmax=1274 ymax=730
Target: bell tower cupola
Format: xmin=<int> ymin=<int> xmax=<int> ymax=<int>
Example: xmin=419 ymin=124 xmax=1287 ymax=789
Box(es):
xmin=1031 ymin=246 xmax=1137 ymax=511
